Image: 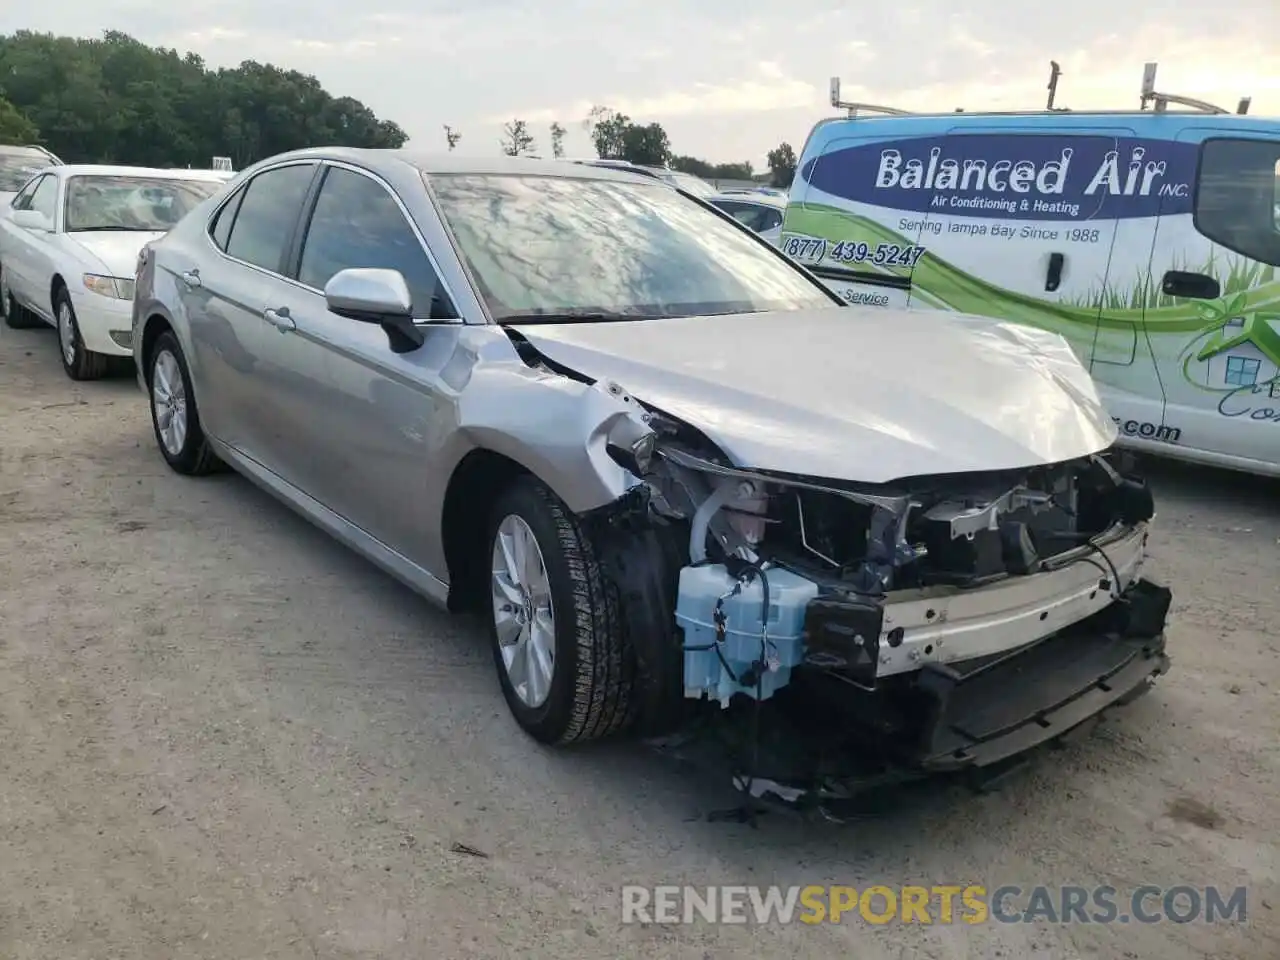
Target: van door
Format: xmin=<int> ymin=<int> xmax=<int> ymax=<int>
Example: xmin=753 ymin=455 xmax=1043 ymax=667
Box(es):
xmin=784 ymin=128 xmax=915 ymax=310
xmin=1150 ymin=128 xmax=1280 ymax=470
xmin=1078 ymin=129 xmax=1199 ymax=449
xmin=898 ymin=127 xmax=1146 ymax=365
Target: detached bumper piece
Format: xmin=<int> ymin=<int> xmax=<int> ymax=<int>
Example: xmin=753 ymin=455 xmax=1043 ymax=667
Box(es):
xmin=911 ymin=578 xmax=1172 ymax=772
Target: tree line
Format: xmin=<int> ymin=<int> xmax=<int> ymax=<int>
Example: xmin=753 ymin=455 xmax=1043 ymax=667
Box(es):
xmin=493 ymin=108 xmax=798 ymax=187
xmin=0 ymin=30 xmax=799 ymax=187
xmin=0 ymin=30 xmax=407 ymax=167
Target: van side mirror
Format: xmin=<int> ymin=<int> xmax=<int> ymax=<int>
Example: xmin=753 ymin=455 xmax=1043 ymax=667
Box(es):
xmin=323 ymin=267 xmax=425 ymax=353
xmin=11 ymin=209 xmax=52 ymax=232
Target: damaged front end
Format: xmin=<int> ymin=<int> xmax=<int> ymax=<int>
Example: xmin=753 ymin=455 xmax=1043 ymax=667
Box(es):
xmin=584 ymin=392 xmax=1172 ymax=816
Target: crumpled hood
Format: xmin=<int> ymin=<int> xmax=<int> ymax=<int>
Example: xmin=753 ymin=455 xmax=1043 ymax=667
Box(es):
xmin=516 ymin=307 xmax=1118 ymax=484
xmin=70 ymin=230 xmax=166 ymax=277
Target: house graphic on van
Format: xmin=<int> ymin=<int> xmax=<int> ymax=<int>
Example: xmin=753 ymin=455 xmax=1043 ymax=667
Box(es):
xmin=1190 ymin=310 xmax=1280 ymax=394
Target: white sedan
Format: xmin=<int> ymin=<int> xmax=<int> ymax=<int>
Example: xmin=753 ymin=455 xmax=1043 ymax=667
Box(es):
xmin=0 ymin=164 xmax=227 ymax=380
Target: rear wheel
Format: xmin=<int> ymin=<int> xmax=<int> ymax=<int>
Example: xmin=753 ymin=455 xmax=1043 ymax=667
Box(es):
xmin=486 ymin=477 xmax=634 ymax=744
xmin=147 ymin=330 xmax=222 ymax=475
xmin=55 ymin=289 xmax=108 ymax=380
xmin=1 ymin=265 xmax=40 ymax=329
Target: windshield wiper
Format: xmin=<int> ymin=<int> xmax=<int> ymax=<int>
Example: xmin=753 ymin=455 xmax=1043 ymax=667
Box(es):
xmin=498 ymin=310 xmax=652 ymax=325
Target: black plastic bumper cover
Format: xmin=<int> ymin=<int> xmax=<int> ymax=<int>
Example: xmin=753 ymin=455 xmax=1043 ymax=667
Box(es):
xmin=910 ymin=578 xmax=1172 ymax=772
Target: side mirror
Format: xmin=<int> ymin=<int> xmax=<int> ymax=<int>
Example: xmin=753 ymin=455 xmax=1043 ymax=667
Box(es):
xmin=323 ymin=267 xmax=424 ymax=353
xmin=11 ymin=209 xmax=52 ymax=232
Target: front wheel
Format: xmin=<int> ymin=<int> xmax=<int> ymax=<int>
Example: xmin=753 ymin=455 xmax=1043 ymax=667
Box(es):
xmin=55 ymin=289 xmax=108 ymax=380
xmin=147 ymin=330 xmax=223 ymax=475
xmin=486 ymin=477 xmax=635 ymax=744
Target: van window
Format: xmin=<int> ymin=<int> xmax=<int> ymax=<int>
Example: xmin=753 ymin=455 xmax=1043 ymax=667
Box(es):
xmin=1193 ymin=138 xmax=1280 ymax=267
xmin=1274 ymin=160 xmax=1280 ymax=230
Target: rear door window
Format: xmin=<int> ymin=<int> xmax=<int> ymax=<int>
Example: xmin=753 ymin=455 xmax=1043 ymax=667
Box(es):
xmin=208 ymin=187 xmax=245 ymax=251
xmin=224 ymin=163 xmax=317 ymax=274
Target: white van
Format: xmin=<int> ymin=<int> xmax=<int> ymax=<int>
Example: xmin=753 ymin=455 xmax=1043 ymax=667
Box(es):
xmin=782 ymin=67 xmax=1280 ymax=476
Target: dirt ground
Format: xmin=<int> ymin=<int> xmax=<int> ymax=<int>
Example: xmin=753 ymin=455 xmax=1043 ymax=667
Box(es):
xmin=0 ymin=320 xmax=1277 ymax=960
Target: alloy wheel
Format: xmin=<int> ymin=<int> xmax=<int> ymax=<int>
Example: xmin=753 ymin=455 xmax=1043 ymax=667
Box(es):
xmin=490 ymin=513 xmax=556 ymax=708
xmin=152 ymin=348 xmax=188 ymax=456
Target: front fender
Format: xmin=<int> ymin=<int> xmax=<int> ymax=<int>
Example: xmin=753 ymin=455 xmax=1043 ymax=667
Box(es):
xmin=454 ymin=362 xmax=646 ymax=514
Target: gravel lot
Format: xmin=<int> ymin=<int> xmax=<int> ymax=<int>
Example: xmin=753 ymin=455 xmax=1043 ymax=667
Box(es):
xmin=1 ymin=321 xmax=1277 ymax=960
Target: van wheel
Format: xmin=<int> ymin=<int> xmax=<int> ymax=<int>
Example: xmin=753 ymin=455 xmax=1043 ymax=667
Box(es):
xmin=55 ymin=289 xmax=108 ymax=380
xmin=1 ymin=265 xmax=39 ymax=329
xmin=486 ymin=477 xmax=634 ymax=744
xmin=148 ymin=330 xmax=222 ymax=475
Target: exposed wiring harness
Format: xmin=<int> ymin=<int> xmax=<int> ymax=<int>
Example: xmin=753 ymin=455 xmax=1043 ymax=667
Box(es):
xmin=1050 ymin=535 xmax=1124 ymax=600
xmin=1084 ymin=539 xmax=1123 ymax=599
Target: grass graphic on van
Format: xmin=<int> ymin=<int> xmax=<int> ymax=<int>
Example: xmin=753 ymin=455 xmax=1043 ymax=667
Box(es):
xmin=785 ymin=201 xmax=1280 ymax=396
xmin=1074 ymin=253 xmax=1276 ymax=312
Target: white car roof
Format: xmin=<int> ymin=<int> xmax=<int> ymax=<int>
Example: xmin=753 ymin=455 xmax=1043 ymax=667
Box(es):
xmin=50 ymin=164 xmax=231 ymax=181
xmin=0 ymin=144 xmax=58 ymax=159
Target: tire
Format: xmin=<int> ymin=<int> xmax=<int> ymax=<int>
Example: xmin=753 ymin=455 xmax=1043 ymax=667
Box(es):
xmin=147 ymin=330 xmax=223 ymax=475
xmin=1 ymin=264 xmax=40 ymax=329
xmin=486 ymin=477 xmax=634 ymax=744
xmin=54 ymin=287 xmax=109 ymax=380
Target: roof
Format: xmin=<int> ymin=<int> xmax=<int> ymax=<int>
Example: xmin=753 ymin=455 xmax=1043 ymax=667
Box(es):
xmin=645 ymin=167 xmax=714 ymax=183
xmin=0 ymin=144 xmax=56 ymax=158
xmin=816 ymin=109 xmax=1280 ymax=126
xmin=242 ymin=147 xmax=662 ymax=185
xmin=568 ymin=159 xmax=669 ymax=180
xmin=706 ymin=191 xmax=787 ymax=208
xmin=49 ymin=164 xmax=232 ymax=181
xmin=804 ymin=111 xmax=1280 ymax=145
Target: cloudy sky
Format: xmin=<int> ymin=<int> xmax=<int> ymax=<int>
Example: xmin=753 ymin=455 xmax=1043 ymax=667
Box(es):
xmin=4 ymin=1 xmax=1278 ymax=167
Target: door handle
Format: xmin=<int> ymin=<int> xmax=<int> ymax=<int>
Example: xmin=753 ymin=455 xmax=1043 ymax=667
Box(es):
xmin=180 ymin=269 xmax=201 ymax=289
xmin=1044 ymin=252 xmax=1065 ymax=292
xmin=263 ymin=306 xmax=295 ymax=332
xmin=1161 ymin=270 xmax=1220 ymax=300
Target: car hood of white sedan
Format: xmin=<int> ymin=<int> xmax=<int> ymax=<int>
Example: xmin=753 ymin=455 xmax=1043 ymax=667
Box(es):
xmin=515 ymin=306 xmax=1119 ymax=484
xmin=69 ymin=230 xmax=166 ymax=277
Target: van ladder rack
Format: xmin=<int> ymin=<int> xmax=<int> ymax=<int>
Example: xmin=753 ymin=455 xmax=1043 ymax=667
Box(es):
xmin=1139 ymin=62 xmax=1249 ymax=115
xmin=828 ymin=78 xmax=915 ymax=117
xmin=828 ymin=62 xmax=1253 ymax=119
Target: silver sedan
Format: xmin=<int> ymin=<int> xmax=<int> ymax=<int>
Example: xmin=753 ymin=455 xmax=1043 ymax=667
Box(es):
xmin=132 ymin=149 xmax=1169 ymax=795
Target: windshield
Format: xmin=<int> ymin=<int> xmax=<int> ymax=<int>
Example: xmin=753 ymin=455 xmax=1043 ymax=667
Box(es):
xmin=429 ymin=173 xmax=833 ymax=321
xmin=0 ymin=153 xmax=47 ymax=192
xmin=64 ymin=175 xmax=224 ymax=232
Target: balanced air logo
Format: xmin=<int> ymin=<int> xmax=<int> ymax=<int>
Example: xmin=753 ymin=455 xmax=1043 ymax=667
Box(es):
xmin=803 ymin=134 xmax=1198 ymax=222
